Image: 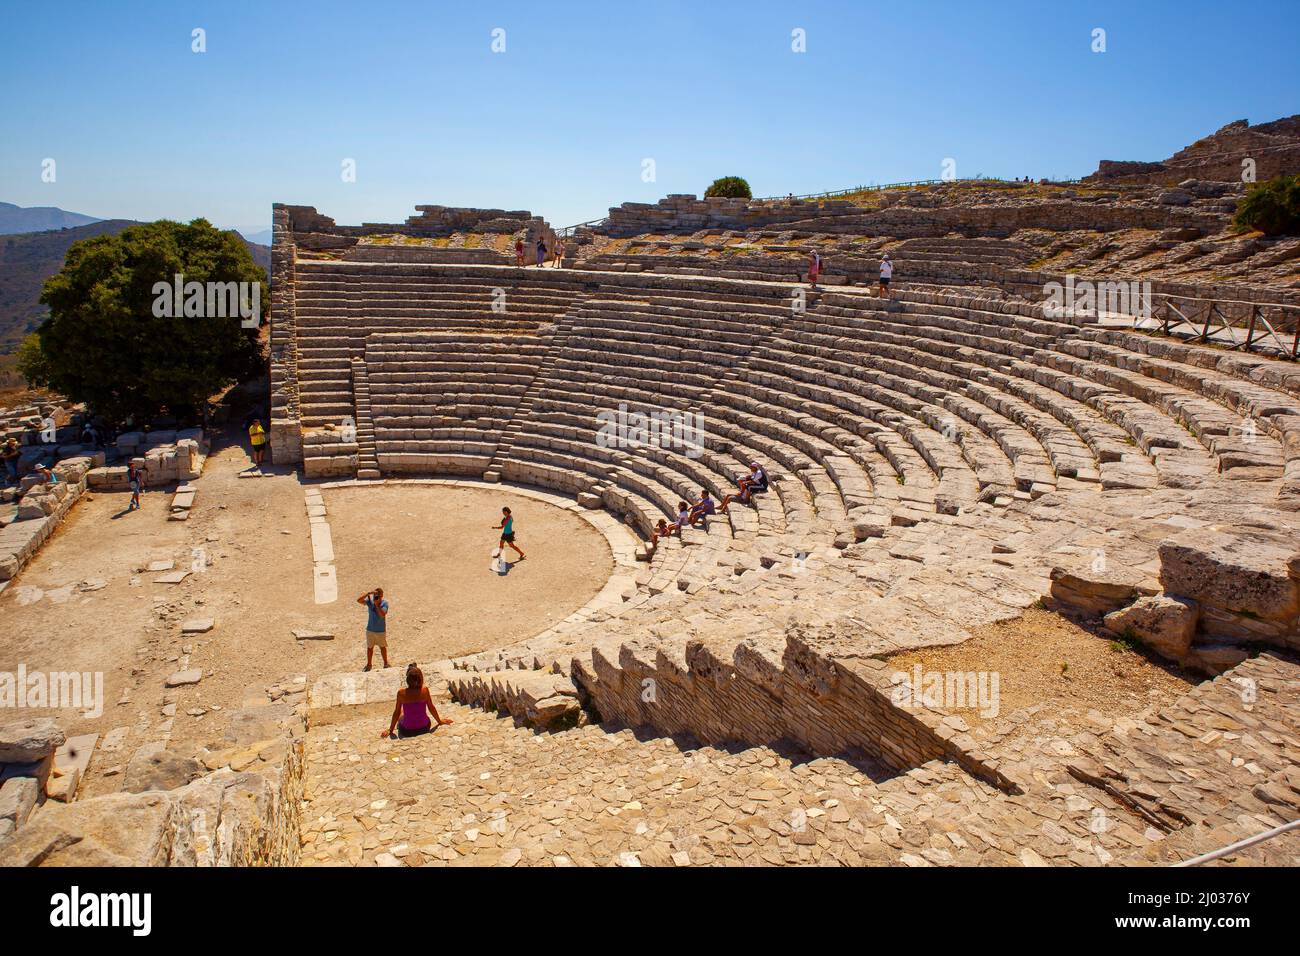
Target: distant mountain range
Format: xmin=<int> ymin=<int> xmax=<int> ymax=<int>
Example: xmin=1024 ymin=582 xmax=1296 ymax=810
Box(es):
xmin=0 ymin=202 xmax=102 ymax=234
xmin=0 ymin=207 xmax=272 ymax=353
xmin=240 ymin=228 xmax=273 ymax=246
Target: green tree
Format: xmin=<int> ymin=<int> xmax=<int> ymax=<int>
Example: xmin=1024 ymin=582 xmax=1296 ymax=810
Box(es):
xmin=15 ymin=331 xmax=52 ymax=388
xmin=1233 ymin=174 xmax=1300 ymax=236
xmin=704 ymin=176 xmax=753 ymax=199
xmin=32 ymin=218 xmax=266 ymax=424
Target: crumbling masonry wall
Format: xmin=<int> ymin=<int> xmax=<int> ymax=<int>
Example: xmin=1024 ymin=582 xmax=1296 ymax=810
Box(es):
xmin=269 ymin=205 xmax=303 ymax=465
xmin=570 ymin=632 xmax=1018 ymax=793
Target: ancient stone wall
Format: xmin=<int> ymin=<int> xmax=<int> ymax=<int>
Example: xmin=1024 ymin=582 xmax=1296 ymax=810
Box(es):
xmin=569 ymin=631 xmax=1018 ymax=793
xmin=269 ymin=204 xmax=304 ymax=465
xmin=1089 ymin=117 xmax=1300 ymax=186
xmin=597 ymin=193 xmax=1221 ymax=239
xmin=281 ymin=204 xmax=556 ymax=253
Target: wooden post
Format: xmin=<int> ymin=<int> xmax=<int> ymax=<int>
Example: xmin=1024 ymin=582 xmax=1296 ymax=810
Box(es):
xmin=1244 ymin=305 xmax=1257 ymax=351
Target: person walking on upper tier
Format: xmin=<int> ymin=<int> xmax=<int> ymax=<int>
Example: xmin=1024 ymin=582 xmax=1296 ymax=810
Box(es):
xmin=358 ymin=587 xmax=390 ymax=671
xmin=535 ymin=238 xmax=547 ymax=268
xmin=494 ymin=506 xmax=525 ymax=562
xmin=553 ymin=237 xmax=565 ymax=268
xmin=808 ymin=249 xmax=822 ymax=289
xmin=879 ymin=252 xmax=893 ymax=299
xmin=514 ymin=238 xmax=525 ymax=266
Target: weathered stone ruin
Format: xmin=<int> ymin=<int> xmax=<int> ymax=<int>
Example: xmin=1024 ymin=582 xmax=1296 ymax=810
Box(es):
xmin=7 ymin=117 xmax=1300 ymax=869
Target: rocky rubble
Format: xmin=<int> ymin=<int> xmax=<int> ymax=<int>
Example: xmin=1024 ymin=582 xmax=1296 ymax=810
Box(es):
xmin=0 ymin=698 xmax=306 ymax=866
xmin=1052 ymin=525 xmax=1300 ymax=674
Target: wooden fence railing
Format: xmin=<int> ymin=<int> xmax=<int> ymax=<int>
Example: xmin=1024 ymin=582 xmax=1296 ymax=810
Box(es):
xmin=1103 ymin=294 xmax=1300 ymax=360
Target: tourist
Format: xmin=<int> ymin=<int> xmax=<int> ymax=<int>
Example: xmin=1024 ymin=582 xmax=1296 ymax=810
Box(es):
xmin=127 ymin=461 xmax=144 ymax=511
xmin=687 ymin=488 xmax=716 ymax=527
xmin=667 ymin=500 xmax=691 ymax=535
xmin=358 ymin=587 xmax=390 ymax=671
xmin=719 ymin=462 xmax=768 ymax=513
xmin=649 ymin=518 xmax=672 ymax=548
xmin=1 ymin=438 xmax=19 ymax=485
xmin=535 ymin=238 xmax=547 ymax=268
xmin=35 ymin=464 xmax=58 ymax=485
xmin=514 ymin=238 xmax=524 ymax=266
xmin=493 ymin=506 xmax=525 ymax=561
xmin=879 ymin=253 xmax=893 ymax=299
xmin=381 ymin=663 xmax=452 ymax=739
xmin=553 ymin=237 xmax=565 ymax=268
xmin=808 ymin=249 xmax=822 ymax=289
xmin=248 ymin=417 xmax=268 ymax=467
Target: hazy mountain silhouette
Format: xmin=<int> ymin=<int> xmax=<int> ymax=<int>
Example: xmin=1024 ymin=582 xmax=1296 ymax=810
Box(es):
xmin=0 ymin=219 xmax=271 ymax=352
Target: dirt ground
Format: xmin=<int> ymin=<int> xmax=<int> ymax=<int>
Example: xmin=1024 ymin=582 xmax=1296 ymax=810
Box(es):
xmin=885 ymin=608 xmax=1196 ymax=728
xmin=324 ymin=482 xmax=613 ymax=665
xmin=0 ymin=430 xmax=612 ymax=795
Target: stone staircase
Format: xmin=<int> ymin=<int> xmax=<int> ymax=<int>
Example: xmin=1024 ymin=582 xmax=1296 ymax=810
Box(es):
xmin=484 ymin=309 xmax=580 ymax=480
xmin=350 ymin=357 xmax=380 ymax=479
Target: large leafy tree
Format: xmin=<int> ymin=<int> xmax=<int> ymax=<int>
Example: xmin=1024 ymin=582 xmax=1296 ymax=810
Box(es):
xmin=22 ymin=219 xmax=266 ymax=424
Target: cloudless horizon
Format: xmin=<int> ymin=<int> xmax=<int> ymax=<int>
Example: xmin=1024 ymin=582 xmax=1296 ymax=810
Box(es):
xmin=2 ymin=0 xmax=1298 ymax=236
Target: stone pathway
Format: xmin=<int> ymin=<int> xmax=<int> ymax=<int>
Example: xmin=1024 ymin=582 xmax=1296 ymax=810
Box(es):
xmin=302 ymin=701 xmax=908 ymax=867
xmin=300 ymin=651 xmax=1300 ymax=867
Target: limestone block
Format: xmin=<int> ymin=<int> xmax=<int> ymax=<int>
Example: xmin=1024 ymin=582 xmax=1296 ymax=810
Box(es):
xmin=1049 ymin=564 xmax=1153 ymax=617
xmin=15 ymin=497 xmax=51 ymax=520
xmin=1104 ymin=594 xmax=1199 ymax=659
xmin=1158 ymin=527 xmax=1300 ymax=625
xmin=0 ymin=775 xmax=40 ymax=828
xmin=0 ymin=716 xmax=66 ymax=763
xmin=121 ymin=747 xmax=204 ymax=793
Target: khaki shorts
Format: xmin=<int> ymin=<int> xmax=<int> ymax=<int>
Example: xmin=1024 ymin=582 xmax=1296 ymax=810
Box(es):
xmin=366 ymin=629 xmax=387 ymax=649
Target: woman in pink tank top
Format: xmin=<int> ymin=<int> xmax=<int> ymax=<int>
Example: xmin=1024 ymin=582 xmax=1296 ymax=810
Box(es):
xmin=382 ymin=664 xmax=453 ymax=739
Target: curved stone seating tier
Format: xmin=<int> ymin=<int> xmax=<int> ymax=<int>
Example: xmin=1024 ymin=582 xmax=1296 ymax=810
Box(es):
xmin=280 ymin=263 xmax=1300 ymax=546
xmin=363 ymin=332 xmax=551 ymax=473
xmin=292 ymin=262 xmax=591 ymax=428
xmin=814 ymin=296 xmax=1229 ymax=489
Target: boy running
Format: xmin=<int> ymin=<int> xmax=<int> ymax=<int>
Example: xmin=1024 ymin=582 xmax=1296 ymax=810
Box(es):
xmin=494 ymin=506 xmax=525 ymax=561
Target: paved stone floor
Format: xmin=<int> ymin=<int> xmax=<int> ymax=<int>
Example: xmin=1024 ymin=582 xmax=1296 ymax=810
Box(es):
xmin=301 ymin=701 xmax=904 ymax=867
xmin=301 ymin=652 xmax=1300 ymax=867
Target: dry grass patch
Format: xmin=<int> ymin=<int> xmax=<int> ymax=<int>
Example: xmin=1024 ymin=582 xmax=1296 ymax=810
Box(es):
xmin=884 ymin=608 xmax=1195 ymax=728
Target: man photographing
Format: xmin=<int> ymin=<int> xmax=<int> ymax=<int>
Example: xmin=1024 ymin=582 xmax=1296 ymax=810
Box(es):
xmin=357 ymin=587 xmax=390 ymax=671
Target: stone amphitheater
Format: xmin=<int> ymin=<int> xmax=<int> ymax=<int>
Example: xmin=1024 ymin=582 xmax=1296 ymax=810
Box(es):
xmin=4 ymin=156 xmax=1300 ymax=866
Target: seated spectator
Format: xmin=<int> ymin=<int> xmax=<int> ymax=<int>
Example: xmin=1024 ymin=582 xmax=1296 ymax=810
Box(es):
xmin=687 ymin=488 xmax=715 ymax=527
xmin=649 ymin=518 xmax=672 ymax=548
xmin=719 ymin=463 xmax=768 ymax=513
xmin=1 ymin=438 xmax=19 ymax=485
xmin=666 ymin=501 xmax=691 ymax=535
xmin=382 ymin=664 xmax=452 ymax=739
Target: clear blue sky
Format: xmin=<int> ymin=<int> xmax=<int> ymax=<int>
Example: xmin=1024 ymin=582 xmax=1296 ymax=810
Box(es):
xmin=2 ymin=0 xmax=1297 ymax=235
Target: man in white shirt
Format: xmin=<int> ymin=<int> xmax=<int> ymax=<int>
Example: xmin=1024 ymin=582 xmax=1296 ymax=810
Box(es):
xmin=879 ymin=253 xmax=893 ymax=299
